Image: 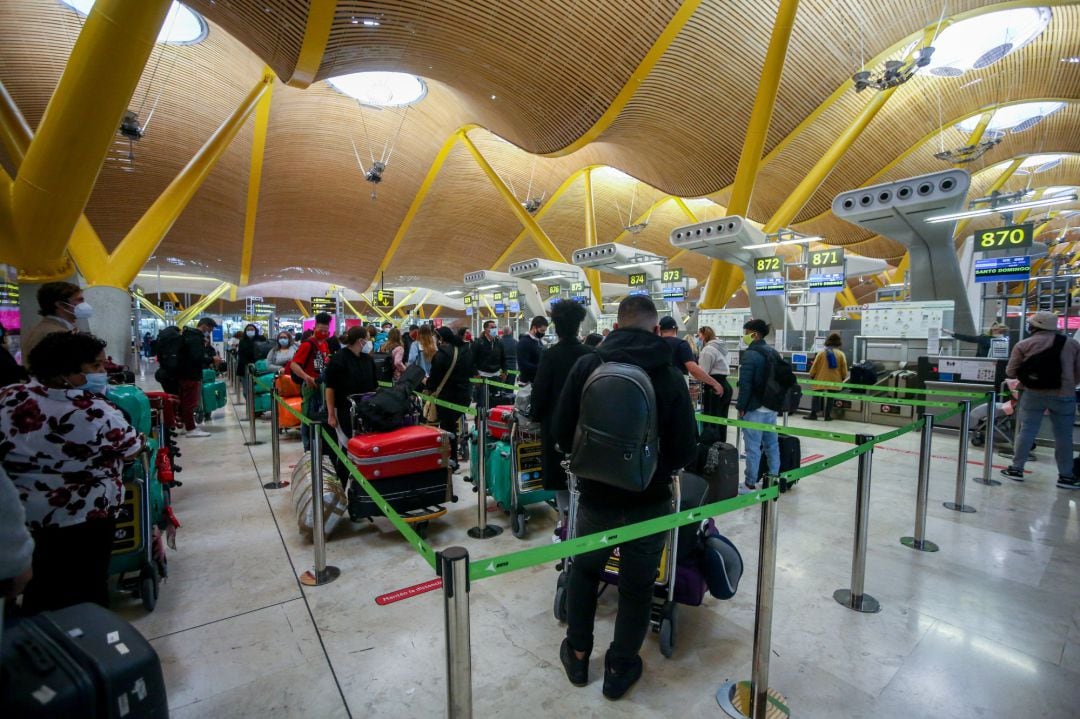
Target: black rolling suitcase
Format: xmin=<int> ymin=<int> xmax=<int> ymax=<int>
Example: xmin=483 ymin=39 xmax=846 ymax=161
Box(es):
xmin=693 ymin=441 xmax=739 ymax=502
xmin=1 ymin=602 xmax=168 ymax=718
xmin=758 ymin=434 xmax=801 ymax=492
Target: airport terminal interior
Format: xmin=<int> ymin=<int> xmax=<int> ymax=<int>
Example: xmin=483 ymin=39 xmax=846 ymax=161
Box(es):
xmin=0 ymin=0 xmax=1079 ymax=717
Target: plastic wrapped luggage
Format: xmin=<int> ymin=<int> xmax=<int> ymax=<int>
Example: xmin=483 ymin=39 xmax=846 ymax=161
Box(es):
xmin=758 ymin=434 xmax=801 ymax=491
xmin=0 ymin=602 xmax=168 ymax=718
xmin=292 ymin=452 xmax=348 ymax=540
xmin=347 ymin=425 xmax=450 ymax=479
xmin=487 ymin=405 xmax=514 ymax=440
xmin=693 ymin=441 xmax=739 ymax=502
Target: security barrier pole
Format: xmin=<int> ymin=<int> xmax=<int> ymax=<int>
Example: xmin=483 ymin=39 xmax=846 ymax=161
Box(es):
xmin=943 ymin=400 xmax=975 ymax=513
xmin=901 ymin=416 xmax=939 ymax=552
xmin=717 ymin=473 xmax=788 ymax=719
xmin=243 ymin=371 xmax=262 ymax=446
xmin=264 ymin=390 xmax=288 ymax=489
xmin=440 ymin=547 xmax=473 ymax=718
xmin=299 ymin=435 xmax=340 ymax=586
xmin=973 ymin=392 xmax=1001 ymax=486
xmin=468 ymin=381 xmax=502 ymax=538
xmin=834 ymin=434 xmax=881 ymax=613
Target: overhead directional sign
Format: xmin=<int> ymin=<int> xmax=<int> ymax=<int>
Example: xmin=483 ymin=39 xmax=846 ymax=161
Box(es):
xmin=753 ymin=256 xmax=783 ymax=274
xmin=463 ymin=294 xmax=473 ymax=306
xmin=627 ymin=272 xmax=647 ymax=287
xmin=373 ymin=290 xmax=395 ymax=309
xmin=310 ymin=297 xmax=336 ymax=313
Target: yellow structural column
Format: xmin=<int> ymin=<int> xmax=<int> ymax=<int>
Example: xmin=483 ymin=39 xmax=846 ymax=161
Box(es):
xmin=239 ymin=68 xmax=276 ymax=287
xmin=175 ymin=283 xmax=232 ymax=326
xmin=700 ymin=0 xmax=800 ymax=309
xmin=294 ymin=299 xmax=311 ymax=318
xmin=286 ymin=0 xmax=337 ymax=88
xmin=1 ymin=0 xmax=172 ymax=278
xmin=458 ymin=131 xmax=567 ymax=263
xmin=581 ymin=169 xmax=604 ymax=308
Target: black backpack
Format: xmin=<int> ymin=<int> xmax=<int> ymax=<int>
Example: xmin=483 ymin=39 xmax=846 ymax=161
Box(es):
xmin=156 ymin=327 xmax=185 ymax=377
xmin=354 ymin=386 xmax=411 ymax=433
xmin=750 ymin=345 xmax=801 ymax=413
xmin=569 ymin=360 xmax=659 ymax=492
xmin=290 ymin=339 xmax=327 ymax=385
xmin=1016 ymin=334 xmax=1066 ymax=390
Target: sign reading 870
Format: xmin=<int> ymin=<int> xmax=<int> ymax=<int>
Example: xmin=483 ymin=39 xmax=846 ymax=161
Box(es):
xmin=977 ymin=224 xmax=1033 ymax=251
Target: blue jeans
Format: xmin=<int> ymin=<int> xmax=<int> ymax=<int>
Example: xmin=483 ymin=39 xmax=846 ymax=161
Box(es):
xmin=565 ymin=497 xmax=669 ymax=663
xmin=742 ymin=407 xmax=779 ymax=486
xmin=1009 ymin=392 xmax=1076 ymax=478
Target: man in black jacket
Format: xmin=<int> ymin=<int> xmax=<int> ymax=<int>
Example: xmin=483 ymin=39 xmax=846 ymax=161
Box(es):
xmin=157 ymin=317 xmax=216 ymax=438
xmin=516 ymin=315 xmax=549 ymax=383
xmin=471 ymin=320 xmax=506 ymax=411
xmin=552 ymin=295 xmax=697 ymax=700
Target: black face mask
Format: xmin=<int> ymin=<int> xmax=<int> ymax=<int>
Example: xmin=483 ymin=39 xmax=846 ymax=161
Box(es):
xmin=535 ymin=331 xmax=546 ymax=339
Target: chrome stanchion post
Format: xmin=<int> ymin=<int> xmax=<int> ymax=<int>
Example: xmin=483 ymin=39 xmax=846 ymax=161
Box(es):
xmin=299 ymin=433 xmax=340 ymax=586
xmin=264 ymin=389 xmax=287 ymax=489
xmin=973 ymin=392 xmax=1001 ymax=486
xmin=834 ymin=434 xmax=881 ymax=613
xmin=468 ymin=381 xmax=502 ymax=538
xmin=901 ymin=416 xmax=939 ymax=552
xmin=243 ymin=371 xmax=263 ymax=446
xmin=440 ymin=547 xmax=472 ymax=719
xmin=717 ymin=474 xmax=788 ymax=719
xmin=944 ymin=400 xmax=976 ymax=512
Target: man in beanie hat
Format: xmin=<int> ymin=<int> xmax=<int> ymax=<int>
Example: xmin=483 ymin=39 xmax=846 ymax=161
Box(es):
xmin=1001 ymin=311 xmax=1080 ymax=489
xmin=942 ymin=322 xmax=1008 ymax=357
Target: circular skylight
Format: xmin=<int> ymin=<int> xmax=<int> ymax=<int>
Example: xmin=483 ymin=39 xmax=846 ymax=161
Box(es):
xmin=1018 ymin=153 xmax=1066 ymax=173
xmin=926 ymin=8 xmax=1051 ymax=77
xmin=60 ymin=1 xmax=208 ymax=45
xmin=956 ymin=101 xmax=1066 ymax=135
xmin=326 ymin=72 xmax=427 ymax=107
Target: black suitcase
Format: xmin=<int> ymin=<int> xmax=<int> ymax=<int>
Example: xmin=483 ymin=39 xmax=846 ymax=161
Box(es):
xmin=692 ymin=441 xmax=739 ymax=503
xmin=758 ymin=434 xmax=801 ymax=491
xmin=1 ymin=602 xmax=168 ymax=718
xmin=347 ymin=468 xmax=450 ymax=520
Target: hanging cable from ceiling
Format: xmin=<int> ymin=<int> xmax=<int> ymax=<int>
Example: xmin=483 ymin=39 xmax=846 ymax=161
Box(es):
xmin=350 ymin=99 xmax=412 ymax=201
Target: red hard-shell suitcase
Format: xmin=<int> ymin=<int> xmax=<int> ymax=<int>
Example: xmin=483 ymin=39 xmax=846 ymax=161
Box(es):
xmin=347 ymin=425 xmax=450 ymax=479
xmin=487 ymin=405 xmax=514 ymax=440
xmin=0 ymin=602 xmax=169 ymax=718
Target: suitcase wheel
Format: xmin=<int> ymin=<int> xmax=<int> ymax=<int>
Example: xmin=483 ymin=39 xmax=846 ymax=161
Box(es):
xmin=658 ymin=602 xmax=676 ymax=658
xmin=554 ymin=571 xmax=568 ymax=622
xmin=139 ymin=565 xmax=160 ymax=612
xmin=510 ymin=509 xmax=527 ymax=539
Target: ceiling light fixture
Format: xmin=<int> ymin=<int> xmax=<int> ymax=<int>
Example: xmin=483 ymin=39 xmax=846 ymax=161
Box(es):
xmin=476 ymin=284 xmax=501 ymax=290
xmin=925 ymin=194 xmax=1079 ymax=223
xmin=1063 ymin=57 xmax=1080 ymax=64
xmin=532 ymin=274 xmax=566 ymax=281
xmin=956 ymin=101 xmax=1066 ymax=135
xmin=853 ymin=46 xmax=934 ymax=92
xmin=613 ymin=260 xmax=665 ymax=269
xmin=327 ymin=72 xmax=427 ymax=107
xmin=744 ymin=236 xmax=822 ymax=250
xmin=445 ymin=290 xmax=464 ymax=296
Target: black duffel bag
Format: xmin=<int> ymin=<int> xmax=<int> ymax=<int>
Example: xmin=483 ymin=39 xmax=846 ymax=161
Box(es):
xmin=354 ymin=386 xmax=411 ymax=433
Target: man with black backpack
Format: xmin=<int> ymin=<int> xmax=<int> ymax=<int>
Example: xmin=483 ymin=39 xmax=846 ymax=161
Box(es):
xmin=290 ymin=312 xmax=333 ymax=452
xmin=1001 ymin=311 xmax=1080 ymax=489
xmin=736 ymin=319 xmax=787 ymax=492
xmin=552 ymin=295 xmax=697 ymax=700
xmin=156 ymin=317 xmax=217 ymax=438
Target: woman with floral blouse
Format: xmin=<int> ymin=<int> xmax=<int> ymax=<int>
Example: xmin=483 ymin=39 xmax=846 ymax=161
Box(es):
xmin=0 ymin=332 xmax=141 ymax=613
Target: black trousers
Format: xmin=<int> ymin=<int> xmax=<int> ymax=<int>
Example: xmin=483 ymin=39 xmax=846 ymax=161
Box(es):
xmin=22 ymin=517 xmax=117 ymax=614
xmin=436 ymin=406 xmax=465 ymax=460
xmin=701 ymin=375 xmax=733 ymax=443
xmin=810 ymin=395 xmax=832 ymax=419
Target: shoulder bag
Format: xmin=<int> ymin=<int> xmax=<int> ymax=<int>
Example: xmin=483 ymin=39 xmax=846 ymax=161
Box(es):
xmin=423 ymin=347 xmax=458 ymax=424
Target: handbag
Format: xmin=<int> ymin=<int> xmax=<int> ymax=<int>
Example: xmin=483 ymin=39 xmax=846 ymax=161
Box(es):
xmin=423 ymin=346 xmax=458 ymax=424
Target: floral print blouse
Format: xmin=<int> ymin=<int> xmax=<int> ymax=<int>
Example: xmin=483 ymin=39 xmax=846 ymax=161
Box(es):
xmin=0 ymin=381 xmax=141 ymax=530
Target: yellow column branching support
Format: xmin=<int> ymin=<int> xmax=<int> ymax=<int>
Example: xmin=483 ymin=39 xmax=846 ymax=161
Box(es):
xmin=294 ymin=299 xmax=311 ymax=318
xmin=286 ymin=0 xmax=337 ymax=89
xmin=133 ymin=292 xmax=166 ymax=321
xmin=582 ymin=169 xmax=604 ymax=307
xmin=175 ymin=282 xmax=231 ymax=326
xmin=239 ymin=67 xmax=275 ymax=287
xmin=430 ymin=305 xmax=443 ymax=318
xmin=0 ymin=0 xmax=172 ymax=279
xmin=389 ymin=289 xmax=419 ymax=316
xmin=459 ymin=131 xmax=567 ymax=263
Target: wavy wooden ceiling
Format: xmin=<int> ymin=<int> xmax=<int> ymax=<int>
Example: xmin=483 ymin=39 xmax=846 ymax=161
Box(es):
xmin=0 ymin=0 xmax=1078 ymax=298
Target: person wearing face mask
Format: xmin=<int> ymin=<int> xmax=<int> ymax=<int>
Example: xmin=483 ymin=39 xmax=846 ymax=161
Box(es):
xmin=736 ymin=319 xmax=780 ymax=493
xmin=471 ymin=320 xmax=507 ymax=406
xmin=0 ymin=322 xmax=28 ymax=387
xmin=0 ymin=331 xmax=142 ymax=612
xmin=236 ymin=323 xmax=266 ymax=383
xmin=20 ymin=281 xmax=92 ymax=371
xmin=156 ymin=317 xmax=218 ymax=438
xmin=290 ymin=313 xmax=333 ymax=451
xmin=324 ymin=327 xmax=377 ymax=442
xmin=266 ymin=332 xmax=297 ymax=372
xmin=516 ymin=316 xmax=549 ymax=384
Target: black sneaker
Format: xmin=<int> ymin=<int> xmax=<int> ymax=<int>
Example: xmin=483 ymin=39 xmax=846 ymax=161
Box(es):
xmin=1000 ymin=467 xmax=1024 ymax=481
xmin=560 ymin=638 xmax=588 ymax=687
xmin=602 ymin=651 xmax=643 ymax=700
xmin=1057 ymin=477 xmax=1080 ymax=490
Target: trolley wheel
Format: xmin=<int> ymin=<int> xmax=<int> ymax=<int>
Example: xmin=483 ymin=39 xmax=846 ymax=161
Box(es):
xmin=511 ymin=509 xmax=527 ymax=539
xmin=659 ymin=603 xmax=677 ymax=658
xmin=139 ymin=567 xmax=159 ymax=612
xmin=970 ymin=433 xmax=985 ymax=448
xmin=554 ymin=571 xmax=568 ymax=622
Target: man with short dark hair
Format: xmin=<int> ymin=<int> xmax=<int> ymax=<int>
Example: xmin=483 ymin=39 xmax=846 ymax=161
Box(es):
xmin=552 ymin=295 xmax=697 ymax=699
xmin=736 ymin=319 xmax=780 ymax=492
xmin=20 ymin=281 xmax=88 ymax=368
xmin=291 ymin=312 xmax=333 ymax=451
xmin=472 ymin=319 xmax=507 ymax=409
xmin=499 ymin=326 xmax=518 ymax=372
xmin=657 ymin=316 xmax=724 ymax=398
xmin=158 ymin=317 xmax=217 ymax=438
xmin=517 ymin=316 xmax=549 ymax=383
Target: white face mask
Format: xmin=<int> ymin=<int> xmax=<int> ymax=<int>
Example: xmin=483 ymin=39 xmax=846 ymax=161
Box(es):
xmin=278 ymin=338 xmax=289 ymax=347
xmin=65 ymin=301 xmax=93 ymax=320
xmin=246 ymin=330 xmax=256 ymax=338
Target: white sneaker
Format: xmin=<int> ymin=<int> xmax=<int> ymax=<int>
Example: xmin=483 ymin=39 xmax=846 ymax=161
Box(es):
xmin=186 ymin=429 xmax=211 ymax=438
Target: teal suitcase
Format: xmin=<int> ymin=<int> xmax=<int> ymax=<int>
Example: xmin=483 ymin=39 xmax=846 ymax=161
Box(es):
xmin=107 ymin=385 xmax=151 ymax=436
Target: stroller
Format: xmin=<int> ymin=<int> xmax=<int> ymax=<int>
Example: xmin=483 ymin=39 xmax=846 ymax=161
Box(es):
xmin=969 ymin=379 xmax=1019 ymax=450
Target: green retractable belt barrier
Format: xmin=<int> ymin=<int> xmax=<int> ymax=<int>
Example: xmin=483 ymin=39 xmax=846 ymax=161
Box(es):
xmin=801 ymin=390 xmax=962 ymax=408
xmin=806 ymin=379 xmax=993 ymax=399
xmin=696 ymin=413 xmax=859 ymax=444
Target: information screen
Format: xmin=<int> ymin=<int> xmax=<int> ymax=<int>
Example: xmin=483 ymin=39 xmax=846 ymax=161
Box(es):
xmin=808 ymin=273 xmax=845 ymax=292
xmin=662 ymin=286 xmax=685 ymax=300
xmin=311 ymin=297 xmax=336 ymax=313
xmin=569 ymin=281 xmax=584 ymax=293
xmin=754 ymin=277 xmax=786 ymax=296
xmin=548 ymin=284 xmax=561 ymax=296
xmin=753 ymin=256 xmax=783 ymax=274
xmin=973 ymin=255 xmax=1031 ymax=283
xmin=975 ymin=223 xmax=1033 ymax=252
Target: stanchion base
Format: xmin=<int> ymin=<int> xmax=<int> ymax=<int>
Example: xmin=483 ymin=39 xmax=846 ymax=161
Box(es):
xmin=299 ymin=565 xmax=340 ymax=586
xmin=263 ymin=481 xmax=289 ymax=490
xmin=971 ymin=477 xmax=1002 ymax=486
xmin=833 ymin=589 xmax=881 ymax=613
xmin=900 ymin=536 xmax=939 ymax=552
xmin=244 ymin=441 xmax=265 ymax=446
xmin=943 ymin=501 xmax=976 ymax=513
xmin=716 ymin=680 xmax=790 ymax=719
xmin=467 ymin=524 xmax=503 ymax=539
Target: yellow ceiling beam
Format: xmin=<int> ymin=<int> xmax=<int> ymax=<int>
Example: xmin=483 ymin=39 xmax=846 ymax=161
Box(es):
xmin=389 ymin=288 xmax=419 ymax=315
xmin=582 ymin=168 xmax=604 ymax=307
xmin=0 ymin=0 xmax=171 ymax=280
xmin=540 ymin=0 xmax=706 ymax=157
xmin=133 ymin=291 xmax=167 ymax=320
xmin=294 ymin=298 xmax=311 ymax=318
xmin=412 ymin=290 xmax=433 ymax=317
xmin=364 ymin=294 xmax=396 ymax=323
xmin=239 ymin=67 xmax=275 ymax=287
xmin=460 ymin=130 xmax=566 ymax=263
xmin=175 ymin=282 xmax=231 ymax=326
xmin=343 ymin=298 xmax=364 ymax=319
xmin=166 ymin=292 xmax=180 ymax=307
xmin=286 ymin=0 xmax=337 ymax=89
xmin=702 ymin=0 xmax=800 ymax=309
xmin=1015 ymin=187 xmax=1046 ymax=225
xmin=430 ymin=305 xmax=443 ymax=318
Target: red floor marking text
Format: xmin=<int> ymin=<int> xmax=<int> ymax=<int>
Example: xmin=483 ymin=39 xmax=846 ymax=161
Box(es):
xmin=376 ymin=578 xmax=443 ymax=606
xmin=801 ymin=454 xmax=825 ymax=464
xmin=875 ymin=444 xmax=1030 ymax=473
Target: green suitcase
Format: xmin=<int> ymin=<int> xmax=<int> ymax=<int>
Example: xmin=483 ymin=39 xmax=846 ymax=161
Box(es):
xmin=107 ymin=385 xmax=152 ymax=436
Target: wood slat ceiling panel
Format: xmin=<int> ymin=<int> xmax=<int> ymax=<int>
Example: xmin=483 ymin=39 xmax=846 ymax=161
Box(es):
xmin=318 ymin=0 xmax=683 ymax=154
xmin=185 ymin=0 xmax=308 ymax=81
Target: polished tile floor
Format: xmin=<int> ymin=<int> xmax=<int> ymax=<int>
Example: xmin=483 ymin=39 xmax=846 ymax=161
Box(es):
xmin=118 ymin=378 xmax=1080 ymax=718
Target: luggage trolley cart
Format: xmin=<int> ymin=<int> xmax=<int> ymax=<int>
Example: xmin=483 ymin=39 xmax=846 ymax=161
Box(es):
xmin=110 ymin=445 xmax=167 ymax=611
xmin=554 ymin=471 xmax=682 ymax=658
xmin=502 ymin=417 xmax=557 ymax=538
